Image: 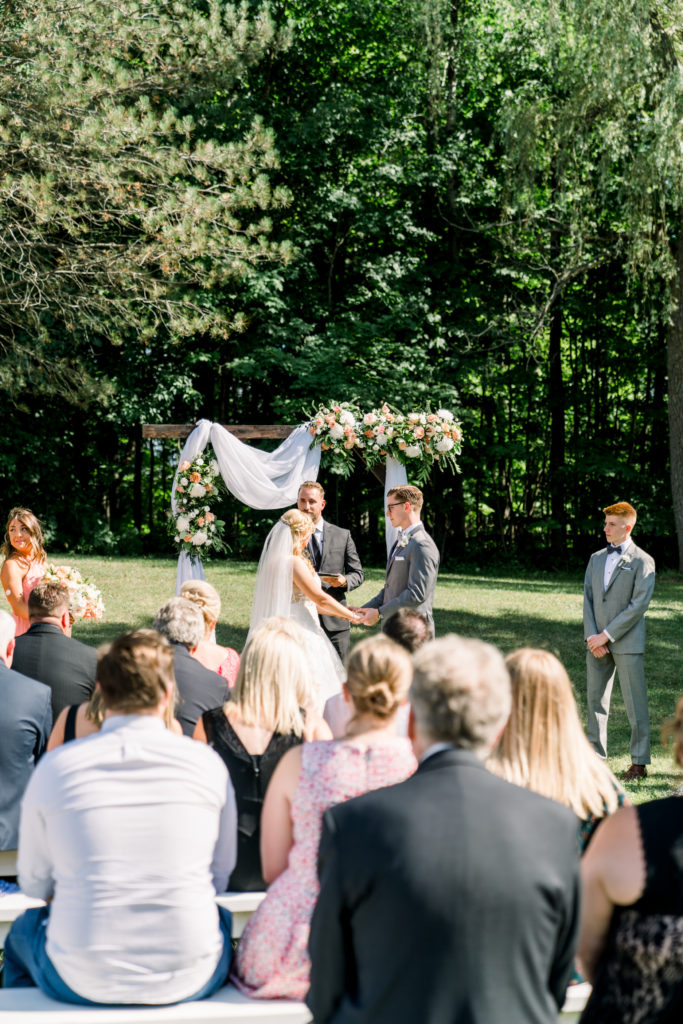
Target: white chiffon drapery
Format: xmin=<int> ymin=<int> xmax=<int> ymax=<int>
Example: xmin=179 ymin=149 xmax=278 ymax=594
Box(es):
xmin=172 ymin=419 xmax=408 ymax=590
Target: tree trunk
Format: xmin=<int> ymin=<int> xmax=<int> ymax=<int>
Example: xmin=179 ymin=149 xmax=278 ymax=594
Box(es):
xmin=548 ymin=301 xmax=566 ymax=554
xmin=667 ymin=212 xmax=683 ymax=569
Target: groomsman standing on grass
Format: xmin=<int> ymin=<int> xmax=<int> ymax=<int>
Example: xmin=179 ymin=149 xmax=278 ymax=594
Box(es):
xmin=584 ymin=501 xmax=655 ymax=781
xmin=297 ymin=481 xmax=364 ymax=661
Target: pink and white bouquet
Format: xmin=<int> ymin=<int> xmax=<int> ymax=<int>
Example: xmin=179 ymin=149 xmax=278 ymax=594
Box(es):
xmin=172 ymin=449 xmax=227 ymax=559
xmin=307 ymin=403 xmax=363 ymax=475
xmin=43 ymin=564 xmax=105 ymax=620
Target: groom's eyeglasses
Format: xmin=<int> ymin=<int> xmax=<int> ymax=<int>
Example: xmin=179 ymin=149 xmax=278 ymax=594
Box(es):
xmin=386 ymin=502 xmax=405 ymax=511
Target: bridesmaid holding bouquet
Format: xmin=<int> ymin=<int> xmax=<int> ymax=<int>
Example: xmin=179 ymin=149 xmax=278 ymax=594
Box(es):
xmin=0 ymin=508 xmax=47 ymax=637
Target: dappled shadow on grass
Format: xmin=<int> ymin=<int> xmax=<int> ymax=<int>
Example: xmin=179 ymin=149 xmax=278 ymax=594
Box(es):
xmin=438 ymin=573 xmax=584 ymax=596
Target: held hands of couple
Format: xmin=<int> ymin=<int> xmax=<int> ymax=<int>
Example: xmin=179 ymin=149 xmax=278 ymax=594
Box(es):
xmin=349 ymin=607 xmax=379 ymax=627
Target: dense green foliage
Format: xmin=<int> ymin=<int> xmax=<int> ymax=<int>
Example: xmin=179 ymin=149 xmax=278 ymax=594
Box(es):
xmin=0 ymin=0 xmax=679 ymax=568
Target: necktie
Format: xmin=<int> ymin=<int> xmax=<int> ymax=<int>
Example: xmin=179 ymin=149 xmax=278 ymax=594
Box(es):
xmin=607 ymin=543 xmax=622 ymax=555
xmin=387 ymin=531 xmax=402 ymax=566
xmin=309 ymin=532 xmax=322 ymax=570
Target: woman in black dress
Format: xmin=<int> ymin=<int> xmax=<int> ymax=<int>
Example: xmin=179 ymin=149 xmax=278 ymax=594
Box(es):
xmin=193 ymin=616 xmax=331 ymax=891
xmin=578 ymin=694 xmax=683 ymax=1023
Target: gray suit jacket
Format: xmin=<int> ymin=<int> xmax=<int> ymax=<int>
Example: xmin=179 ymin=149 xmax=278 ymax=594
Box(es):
xmin=315 ymin=521 xmax=364 ymax=637
xmin=363 ymin=523 xmax=440 ymax=632
xmin=583 ymin=543 xmax=655 ymax=654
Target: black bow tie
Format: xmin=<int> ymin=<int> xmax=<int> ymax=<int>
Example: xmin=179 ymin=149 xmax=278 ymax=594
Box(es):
xmin=607 ymin=543 xmax=622 ymax=555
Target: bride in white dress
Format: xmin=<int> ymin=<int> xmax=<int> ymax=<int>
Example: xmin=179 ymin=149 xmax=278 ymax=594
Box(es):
xmin=249 ymin=509 xmax=362 ymax=712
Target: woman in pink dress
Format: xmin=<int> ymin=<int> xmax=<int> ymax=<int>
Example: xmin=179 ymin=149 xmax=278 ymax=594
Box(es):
xmin=230 ymin=634 xmax=417 ymax=1000
xmin=180 ymin=579 xmax=240 ymax=684
xmin=0 ymin=507 xmax=47 ymax=637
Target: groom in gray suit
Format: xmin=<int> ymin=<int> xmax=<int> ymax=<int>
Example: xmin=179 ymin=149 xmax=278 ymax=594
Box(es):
xmin=584 ymin=501 xmax=655 ymax=780
xmin=357 ymin=485 xmax=440 ymax=635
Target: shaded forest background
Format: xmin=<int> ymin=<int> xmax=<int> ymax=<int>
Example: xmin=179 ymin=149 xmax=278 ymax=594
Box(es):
xmin=2 ymin=0 xmax=682 ymax=570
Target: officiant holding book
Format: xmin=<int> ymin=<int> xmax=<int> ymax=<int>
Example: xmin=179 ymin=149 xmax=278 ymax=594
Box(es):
xmin=297 ymin=481 xmax=364 ymax=661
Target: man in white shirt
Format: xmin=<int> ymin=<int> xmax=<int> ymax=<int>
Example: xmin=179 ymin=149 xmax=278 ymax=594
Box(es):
xmin=584 ymin=501 xmax=655 ymax=780
xmin=4 ymin=629 xmax=237 ymax=1005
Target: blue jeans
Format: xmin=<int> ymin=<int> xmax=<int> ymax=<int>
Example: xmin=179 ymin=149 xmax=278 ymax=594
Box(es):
xmin=3 ymin=904 xmax=233 ymax=1005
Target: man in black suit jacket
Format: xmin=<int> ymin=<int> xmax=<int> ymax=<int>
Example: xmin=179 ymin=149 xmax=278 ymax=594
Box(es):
xmin=12 ymin=581 xmax=96 ymax=720
xmin=308 ymin=634 xmax=580 ymax=1024
xmin=298 ymin=481 xmax=364 ymax=660
xmin=0 ymin=610 xmax=52 ymax=850
xmin=152 ymin=597 xmax=230 ymax=736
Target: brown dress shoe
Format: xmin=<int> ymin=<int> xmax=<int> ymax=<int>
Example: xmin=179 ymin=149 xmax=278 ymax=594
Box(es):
xmin=624 ymin=763 xmax=647 ymax=781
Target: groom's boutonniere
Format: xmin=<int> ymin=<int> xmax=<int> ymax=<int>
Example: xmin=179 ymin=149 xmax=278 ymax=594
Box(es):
xmin=397 ymin=534 xmax=410 ymax=549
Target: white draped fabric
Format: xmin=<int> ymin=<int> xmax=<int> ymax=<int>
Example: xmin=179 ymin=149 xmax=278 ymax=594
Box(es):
xmin=171 ymin=419 xmax=408 ymax=589
xmin=173 ymin=419 xmax=321 ymax=591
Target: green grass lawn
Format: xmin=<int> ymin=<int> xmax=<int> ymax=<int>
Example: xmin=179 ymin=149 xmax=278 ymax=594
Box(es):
xmin=65 ymin=556 xmax=683 ymax=804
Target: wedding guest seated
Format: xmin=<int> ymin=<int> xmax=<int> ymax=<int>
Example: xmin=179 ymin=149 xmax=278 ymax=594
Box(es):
xmin=3 ymin=630 xmax=237 ymax=1005
xmin=382 ymin=607 xmax=431 ymax=652
xmin=48 ymin=662 xmax=183 ymax=750
xmin=230 ymin=634 xmax=416 ymax=1000
xmin=12 ymin=580 xmax=96 ymax=720
xmin=578 ymin=694 xmax=683 ymax=1023
xmin=0 ymin=610 xmax=51 ymax=852
xmin=307 ymin=634 xmax=581 ymax=1024
xmin=152 ymin=596 xmax=230 ymax=736
xmin=180 ymin=579 xmax=240 ymax=685
xmin=193 ymin=617 xmax=331 ymax=892
xmin=489 ymin=647 xmax=626 ymax=851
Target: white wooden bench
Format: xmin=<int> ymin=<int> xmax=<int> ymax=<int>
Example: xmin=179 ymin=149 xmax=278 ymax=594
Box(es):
xmin=0 ymin=986 xmax=312 ymax=1023
xmin=0 ymin=892 xmax=265 ymax=949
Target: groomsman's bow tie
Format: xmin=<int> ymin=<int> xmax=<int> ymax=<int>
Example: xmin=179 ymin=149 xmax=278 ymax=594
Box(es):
xmin=607 ymin=543 xmax=622 ymax=555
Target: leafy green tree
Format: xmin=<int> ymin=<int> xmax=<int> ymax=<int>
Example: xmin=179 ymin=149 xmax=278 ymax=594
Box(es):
xmin=0 ymin=0 xmax=292 ymax=399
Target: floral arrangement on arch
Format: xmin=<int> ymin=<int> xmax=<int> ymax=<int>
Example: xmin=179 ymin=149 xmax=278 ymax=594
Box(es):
xmin=172 ymin=450 xmax=227 ymax=558
xmin=43 ymin=565 xmax=105 ymax=621
xmin=308 ymin=402 xmax=462 ymax=482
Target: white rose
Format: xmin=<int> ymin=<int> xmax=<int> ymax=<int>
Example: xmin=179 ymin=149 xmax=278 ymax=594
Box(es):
xmin=386 ymin=426 xmax=394 ymax=437
xmin=204 ymin=505 xmax=209 ymax=512
xmin=404 ymin=445 xmax=421 ymax=457
xmin=190 ymin=482 xmax=206 ymax=499
xmin=363 ymin=412 xmax=377 ymax=426
xmin=329 ymin=423 xmax=345 ymax=440
xmin=408 ymin=413 xmax=420 ymax=423
xmin=210 ymin=460 xmax=219 ymax=475
xmin=176 ymin=515 xmax=190 ymax=533
xmin=339 ymin=411 xmax=356 ymax=426
xmin=436 ymin=409 xmax=454 ymax=421
xmin=195 ymin=458 xmax=204 ymax=466
xmin=436 ymin=437 xmax=454 ymax=452
xmin=180 ymin=477 xmax=188 ymax=487
xmin=192 ymin=531 xmax=208 ymax=546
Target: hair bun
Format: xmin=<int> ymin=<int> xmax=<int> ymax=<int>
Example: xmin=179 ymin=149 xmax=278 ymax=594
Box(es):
xmin=353 ymin=680 xmax=397 ymax=719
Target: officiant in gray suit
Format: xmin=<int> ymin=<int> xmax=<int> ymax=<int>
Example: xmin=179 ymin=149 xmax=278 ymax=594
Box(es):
xmin=584 ymin=501 xmax=655 ymax=781
xmin=357 ymin=484 xmax=440 ymax=636
xmin=297 ymin=481 xmax=364 ymax=660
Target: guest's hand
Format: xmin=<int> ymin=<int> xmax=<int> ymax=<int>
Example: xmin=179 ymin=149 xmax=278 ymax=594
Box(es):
xmin=587 ymin=632 xmax=609 ymax=653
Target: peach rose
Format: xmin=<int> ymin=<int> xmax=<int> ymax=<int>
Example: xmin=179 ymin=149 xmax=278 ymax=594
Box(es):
xmin=414 ymin=426 xmax=425 ymax=439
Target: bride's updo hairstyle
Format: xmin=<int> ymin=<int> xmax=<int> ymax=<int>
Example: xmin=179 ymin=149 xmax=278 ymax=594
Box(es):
xmin=345 ymin=635 xmax=412 ymax=721
xmin=180 ymin=579 xmax=221 ymax=636
xmin=280 ymin=508 xmax=315 ymax=556
xmin=2 ymin=507 xmax=46 ymax=562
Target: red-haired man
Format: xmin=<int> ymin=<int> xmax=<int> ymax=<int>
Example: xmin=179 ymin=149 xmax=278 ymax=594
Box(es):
xmin=583 ymin=502 xmax=655 ymax=780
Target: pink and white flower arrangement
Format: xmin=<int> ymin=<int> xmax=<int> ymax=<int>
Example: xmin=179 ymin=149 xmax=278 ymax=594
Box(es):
xmin=43 ymin=564 xmax=104 ymax=621
xmin=308 ymin=402 xmax=463 ymax=481
xmin=171 ymin=449 xmax=227 ymax=560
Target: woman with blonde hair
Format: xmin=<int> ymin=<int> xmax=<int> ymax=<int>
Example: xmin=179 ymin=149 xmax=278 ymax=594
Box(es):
xmin=230 ymin=633 xmax=416 ymax=999
xmin=180 ymin=579 xmax=240 ymax=684
xmin=249 ymin=508 xmax=362 ymax=712
xmin=193 ymin=617 xmax=330 ymax=892
xmin=577 ymin=696 xmax=683 ymax=1022
xmin=489 ymin=647 xmax=625 ymax=850
xmin=1 ymin=507 xmax=47 ymax=637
